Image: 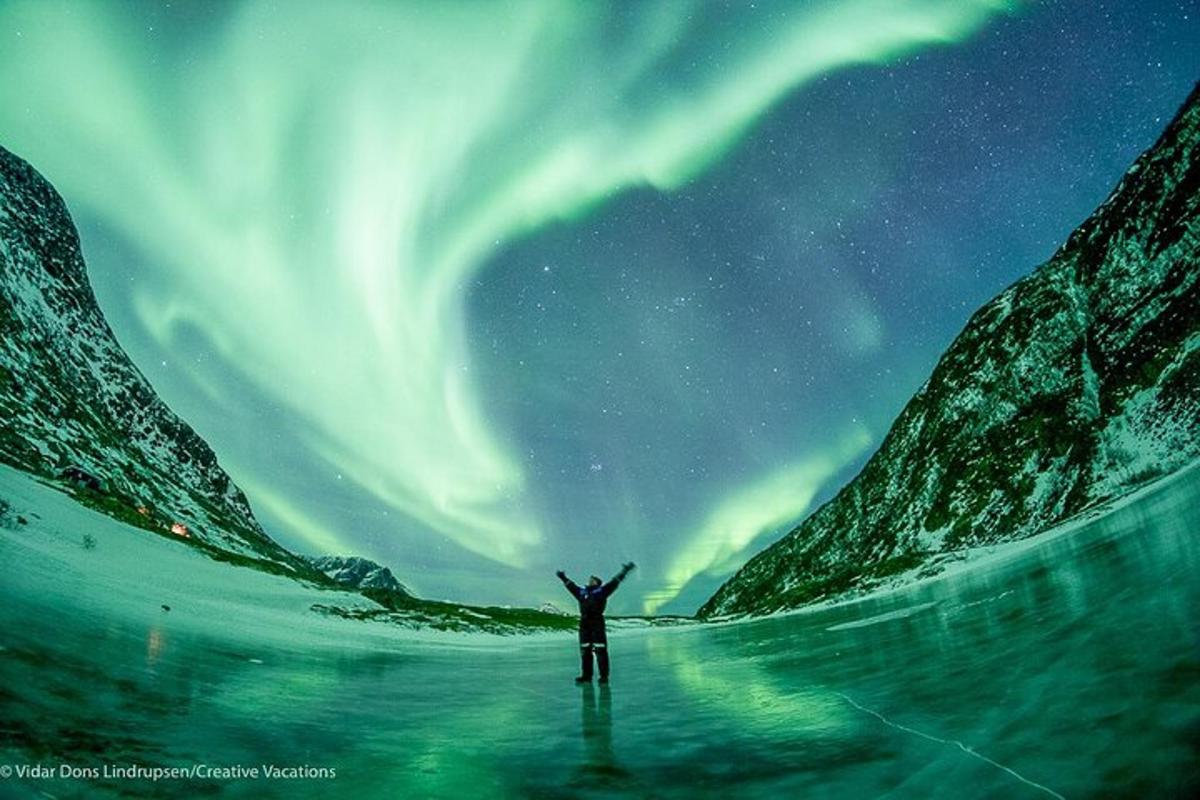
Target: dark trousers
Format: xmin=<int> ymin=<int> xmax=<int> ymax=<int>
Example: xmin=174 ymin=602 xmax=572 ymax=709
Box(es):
xmin=580 ymin=643 xmax=610 ymax=679
xmin=579 ymin=617 xmax=609 ymax=679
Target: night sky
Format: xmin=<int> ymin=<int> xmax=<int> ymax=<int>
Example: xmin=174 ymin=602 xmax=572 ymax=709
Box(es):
xmin=0 ymin=1 xmax=1195 ymax=614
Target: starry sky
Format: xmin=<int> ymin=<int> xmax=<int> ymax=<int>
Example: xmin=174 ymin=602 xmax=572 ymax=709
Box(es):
xmin=0 ymin=1 xmax=1195 ymax=614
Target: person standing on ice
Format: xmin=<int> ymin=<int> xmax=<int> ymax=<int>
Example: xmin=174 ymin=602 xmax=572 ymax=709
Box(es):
xmin=556 ymin=562 xmax=635 ymax=684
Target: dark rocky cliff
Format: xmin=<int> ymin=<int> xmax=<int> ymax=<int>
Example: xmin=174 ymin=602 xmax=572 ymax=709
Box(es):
xmin=0 ymin=145 xmax=300 ymax=566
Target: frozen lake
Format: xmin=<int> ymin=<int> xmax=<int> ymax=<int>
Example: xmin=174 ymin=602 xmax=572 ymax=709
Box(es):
xmin=1 ymin=465 xmax=1198 ymax=798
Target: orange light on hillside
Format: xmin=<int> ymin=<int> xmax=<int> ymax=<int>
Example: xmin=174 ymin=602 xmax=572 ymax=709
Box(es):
xmin=171 ymin=522 xmax=190 ymax=538
xmin=137 ymin=506 xmax=150 ymax=516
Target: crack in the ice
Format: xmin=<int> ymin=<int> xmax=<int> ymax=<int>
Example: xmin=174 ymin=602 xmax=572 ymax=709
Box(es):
xmin=835 ymin=692 xmax=1066 ymax=800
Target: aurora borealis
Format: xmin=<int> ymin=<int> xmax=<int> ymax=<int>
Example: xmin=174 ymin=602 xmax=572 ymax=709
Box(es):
xmin=0 ymin=1 xmax=1195 ymax=613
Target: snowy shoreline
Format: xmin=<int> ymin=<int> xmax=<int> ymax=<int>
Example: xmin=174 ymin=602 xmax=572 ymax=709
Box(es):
xmin=0 ymin=464 xmax=692 ymax=651
xmin=706 ymin=458 xmax=1200 ymax=628
xmin=0 ymin=464 xmax=569 ymax=651
xmin=3 ymin=459 xmax=1194 ymax=652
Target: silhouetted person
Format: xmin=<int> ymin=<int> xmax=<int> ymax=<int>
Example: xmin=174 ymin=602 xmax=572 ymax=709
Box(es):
xmin=556 ymin=562 xmax=635 ymax=684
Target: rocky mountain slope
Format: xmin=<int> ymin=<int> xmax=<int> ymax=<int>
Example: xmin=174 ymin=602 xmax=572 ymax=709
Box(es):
xmin=0 ymin=145 xmax=301 ymax=568
xmin=700 ymin=83 xmax=1200 ymax=618
xmin=303 ymin=555 xmax=411 ymax=594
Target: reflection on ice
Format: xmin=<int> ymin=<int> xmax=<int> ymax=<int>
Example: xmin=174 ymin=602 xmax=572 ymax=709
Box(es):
xmin=572 ymin=684 xmax=629 ymax=790
xmin=647 ymin=631 xmax=853 ymax=739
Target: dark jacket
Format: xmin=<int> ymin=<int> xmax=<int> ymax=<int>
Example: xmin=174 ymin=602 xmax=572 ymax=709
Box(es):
xmin=559 ymin=565 xmax=632 ymax=620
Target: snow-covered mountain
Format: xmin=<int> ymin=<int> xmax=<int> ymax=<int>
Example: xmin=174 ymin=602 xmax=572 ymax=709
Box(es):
xmin=701 ymin=84 xmax=1200 ymax=618
xmin=0 ymin=145 xmax=300 ymax=567
xmin=303 ymin=555 xmax=411 ymax=595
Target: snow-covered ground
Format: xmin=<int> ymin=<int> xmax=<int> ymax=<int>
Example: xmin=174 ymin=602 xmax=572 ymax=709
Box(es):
xmin=0 ymin=464 xmax=579 ymax=651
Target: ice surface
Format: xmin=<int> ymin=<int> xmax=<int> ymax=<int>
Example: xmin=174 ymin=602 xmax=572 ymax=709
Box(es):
xmin=823 ymin=601 xmax=938 ymax=631
xmin=1 ymin=462 xmax=1198 ymax=797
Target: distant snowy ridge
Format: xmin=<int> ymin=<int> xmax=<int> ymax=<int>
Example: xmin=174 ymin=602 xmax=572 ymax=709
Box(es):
xmin=0 ymin=145 xmax=299 ymax=567
xmin=701 ymin=83 xmax=1200 ymax=617
xmin=302 ymin=555 xmax=410 ymax=595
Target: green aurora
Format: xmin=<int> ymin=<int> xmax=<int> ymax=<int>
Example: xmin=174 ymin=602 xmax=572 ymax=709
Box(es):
xmin=0 ymin=0 xmax=1029 ymax=610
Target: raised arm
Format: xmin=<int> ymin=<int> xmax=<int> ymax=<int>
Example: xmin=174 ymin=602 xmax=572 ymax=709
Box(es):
xmin=602 ymin=562 xmax=636 ymax=597
xmin=556 ymin=570 xmax=581 ymax=599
